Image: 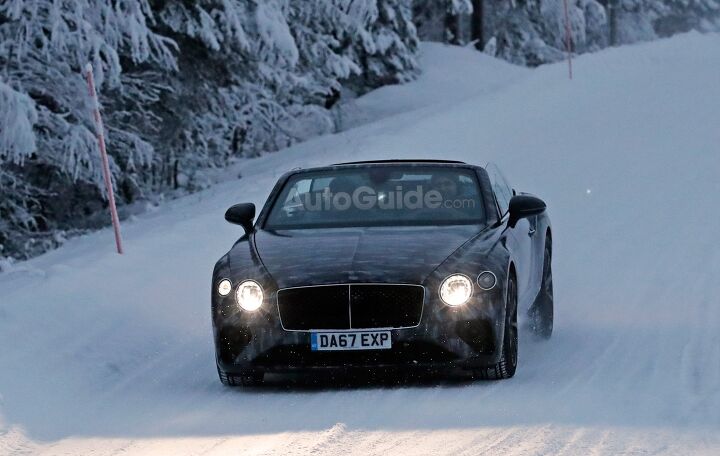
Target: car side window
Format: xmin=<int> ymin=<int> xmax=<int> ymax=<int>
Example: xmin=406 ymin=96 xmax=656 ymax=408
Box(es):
xmin=486 ymin=163 xmax=513 ymax=217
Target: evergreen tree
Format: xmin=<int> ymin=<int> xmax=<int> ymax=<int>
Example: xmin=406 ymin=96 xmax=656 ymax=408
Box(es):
xmin=0 ymin=81 xmax=39 ymax=258
xmin=412 ymin=0 xmax=472 ymax=45
xmin=653 ymin=0 xmax=720 ymax=36
xmin=359 ymin=0 xmax=420 ymax=86
xmin=0 ymin=0 xmax=176 ymax=257
xmin=0 ymin=0 xmax=422 ymax=260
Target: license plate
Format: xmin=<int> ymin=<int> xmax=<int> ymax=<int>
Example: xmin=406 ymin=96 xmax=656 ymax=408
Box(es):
xmin=310 ymin=330 xmax=391 ymax=351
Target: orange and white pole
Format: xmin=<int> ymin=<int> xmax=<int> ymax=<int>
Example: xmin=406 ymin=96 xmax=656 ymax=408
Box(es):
xmin=563 ymin=0 xmax=573 ymax=79
xmin=84 ymin=63 xmax=124 ymax=254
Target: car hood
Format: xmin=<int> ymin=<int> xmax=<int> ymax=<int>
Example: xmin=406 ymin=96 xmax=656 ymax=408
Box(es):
xmin=249 ymin=225 xmax=481 ymax=288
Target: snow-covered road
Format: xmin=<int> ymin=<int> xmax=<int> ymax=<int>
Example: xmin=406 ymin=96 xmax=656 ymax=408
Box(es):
xmin=2 ymin=34 xmax=720 ymax=455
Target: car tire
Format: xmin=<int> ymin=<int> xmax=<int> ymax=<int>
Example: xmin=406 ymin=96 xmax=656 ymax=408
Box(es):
xmin=530 ymin=237 xmax=554 ymax=340
xmin=476 ymin=274 xmax=518 ymax=380
xmin=217 ymin=364 xmax=264 ymax=387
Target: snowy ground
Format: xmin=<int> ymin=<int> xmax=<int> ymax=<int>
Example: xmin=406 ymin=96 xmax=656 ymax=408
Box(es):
xmin=2 ymin=34 xmax=720 ymax=455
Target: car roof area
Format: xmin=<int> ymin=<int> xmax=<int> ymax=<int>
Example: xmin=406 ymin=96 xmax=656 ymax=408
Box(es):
xmin=285 ymin=159 xmax=482 ymax=177
xmin=332 ymin=159 xmax=467 ymax=165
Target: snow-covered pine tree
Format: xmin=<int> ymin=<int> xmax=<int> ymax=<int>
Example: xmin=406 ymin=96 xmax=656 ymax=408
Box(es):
xmin=150 ymin=0 xmax=416 ymax=183
xmin=602 ymin=0 xmax=658 ymax=45
xmin=652 ymin=0 xmax=720 ymax=36
xmin=0 ymin=0 xmax=426 ymax=260
xmin=0 ymin=0 xmax=176 ymax=257
xmin=285 ymin=0 xmax=376 ymax=134
xmin=0 ymin=0 xmax=422 ymax=261
xmin=0 ymin=81 xmax=39 ymax=258
xmin=152 ymin=0 xmax=292 ymax=177
xmin=151 ymin=0 xmax=421 ymax=181
xmin=419 ymin=0 xmax=718 ymax=65
xmin=412 ymin=0 xmax=472 ymax=44
xmin=357 ymin=0 xmax=420 ymax=87
xmin=451 ymin=0 xmax=608 ymax=66
xmin=481 ymin=1 xmax=564 ymax=66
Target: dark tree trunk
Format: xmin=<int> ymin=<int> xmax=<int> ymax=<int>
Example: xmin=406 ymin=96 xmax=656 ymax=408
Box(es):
xmin=599 ymin=0 xmax=619 ymax=45
xmin=445 ymin=10 xmax=460 ymax=44
xmin=471 ymin=0 xmax=484 ymax=49
xmin=609 ymin=2 xmax=618 ymax=45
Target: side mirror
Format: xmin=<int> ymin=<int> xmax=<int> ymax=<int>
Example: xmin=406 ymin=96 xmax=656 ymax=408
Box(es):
xmin=225 ymin=203 xmax=256 ymax=233
xmin=508 ymin=195 xmax=546 ymax=228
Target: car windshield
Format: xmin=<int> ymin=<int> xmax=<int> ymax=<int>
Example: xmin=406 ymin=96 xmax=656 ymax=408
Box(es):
xmin=264 ymin=166 xmax=486 ymax=229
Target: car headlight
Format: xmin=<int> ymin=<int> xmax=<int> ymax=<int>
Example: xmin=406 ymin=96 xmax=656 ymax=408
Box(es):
xmin=236 ymin=280 xmax=264 ymax=311
xmin=439 ymin=274 xmax=473 ymax=306
xmin=217 ymin=279 xmax=233 ymax=296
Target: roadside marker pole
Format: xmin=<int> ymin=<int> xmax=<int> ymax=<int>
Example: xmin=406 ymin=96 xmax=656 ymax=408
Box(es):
xmin=563 ymin=0 xmax=573 ymax=79
xmin=84 ymin=63 xmax=124 ymax=254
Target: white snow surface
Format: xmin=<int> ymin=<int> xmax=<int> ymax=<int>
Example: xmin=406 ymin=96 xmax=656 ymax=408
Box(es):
xmin=2 ymin=36 xmax=720 ymax=455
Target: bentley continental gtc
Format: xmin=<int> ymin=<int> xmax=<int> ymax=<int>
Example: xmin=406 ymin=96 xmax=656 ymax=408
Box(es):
xmin=212 ymin=160 xmax=553 ymax=386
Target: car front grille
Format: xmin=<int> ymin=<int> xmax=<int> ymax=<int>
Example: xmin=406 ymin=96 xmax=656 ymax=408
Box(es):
xmin=277 ymin=284 xmax=424 ymax=331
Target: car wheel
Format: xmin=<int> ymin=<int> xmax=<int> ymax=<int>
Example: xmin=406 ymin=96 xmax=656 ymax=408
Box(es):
xmin=530 ymin=237 xmax=554 ymax=339
xmin=217 ymin=364 xmax=264 ymax=387
xmin=476 ymin=274 xmax=518 ymax=380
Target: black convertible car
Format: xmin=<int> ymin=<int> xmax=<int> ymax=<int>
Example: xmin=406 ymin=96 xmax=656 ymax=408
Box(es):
xmin=212 ymin=160 xmax=553 ymax=386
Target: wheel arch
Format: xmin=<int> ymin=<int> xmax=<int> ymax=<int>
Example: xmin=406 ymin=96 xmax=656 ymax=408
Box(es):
xmin=544 ymin=228 xmax=552 ymax=258
xmin=505 ymin=260 xmax=518 ymax=316
xmin=507 ymin=260 xmax=517 ymax=283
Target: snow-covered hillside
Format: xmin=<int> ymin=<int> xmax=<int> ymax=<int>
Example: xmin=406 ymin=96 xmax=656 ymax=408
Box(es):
xmin=1 ymin=34 xmax=720 ymax=455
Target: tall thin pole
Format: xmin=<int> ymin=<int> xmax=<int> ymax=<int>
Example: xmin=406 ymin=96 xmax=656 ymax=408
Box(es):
xmin=84 ymin=63 xmax=124 ymax=254
xmin=563 ymin=0 xmax=573 ymax=79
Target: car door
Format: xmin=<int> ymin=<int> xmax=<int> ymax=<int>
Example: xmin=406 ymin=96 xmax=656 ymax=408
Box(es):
xmin=486 ymin=164 xmax=534 ymax=305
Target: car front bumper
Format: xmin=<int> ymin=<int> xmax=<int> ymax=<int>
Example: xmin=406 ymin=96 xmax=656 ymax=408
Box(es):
xmin=213 ymin=285 xmax=507 ymax=375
